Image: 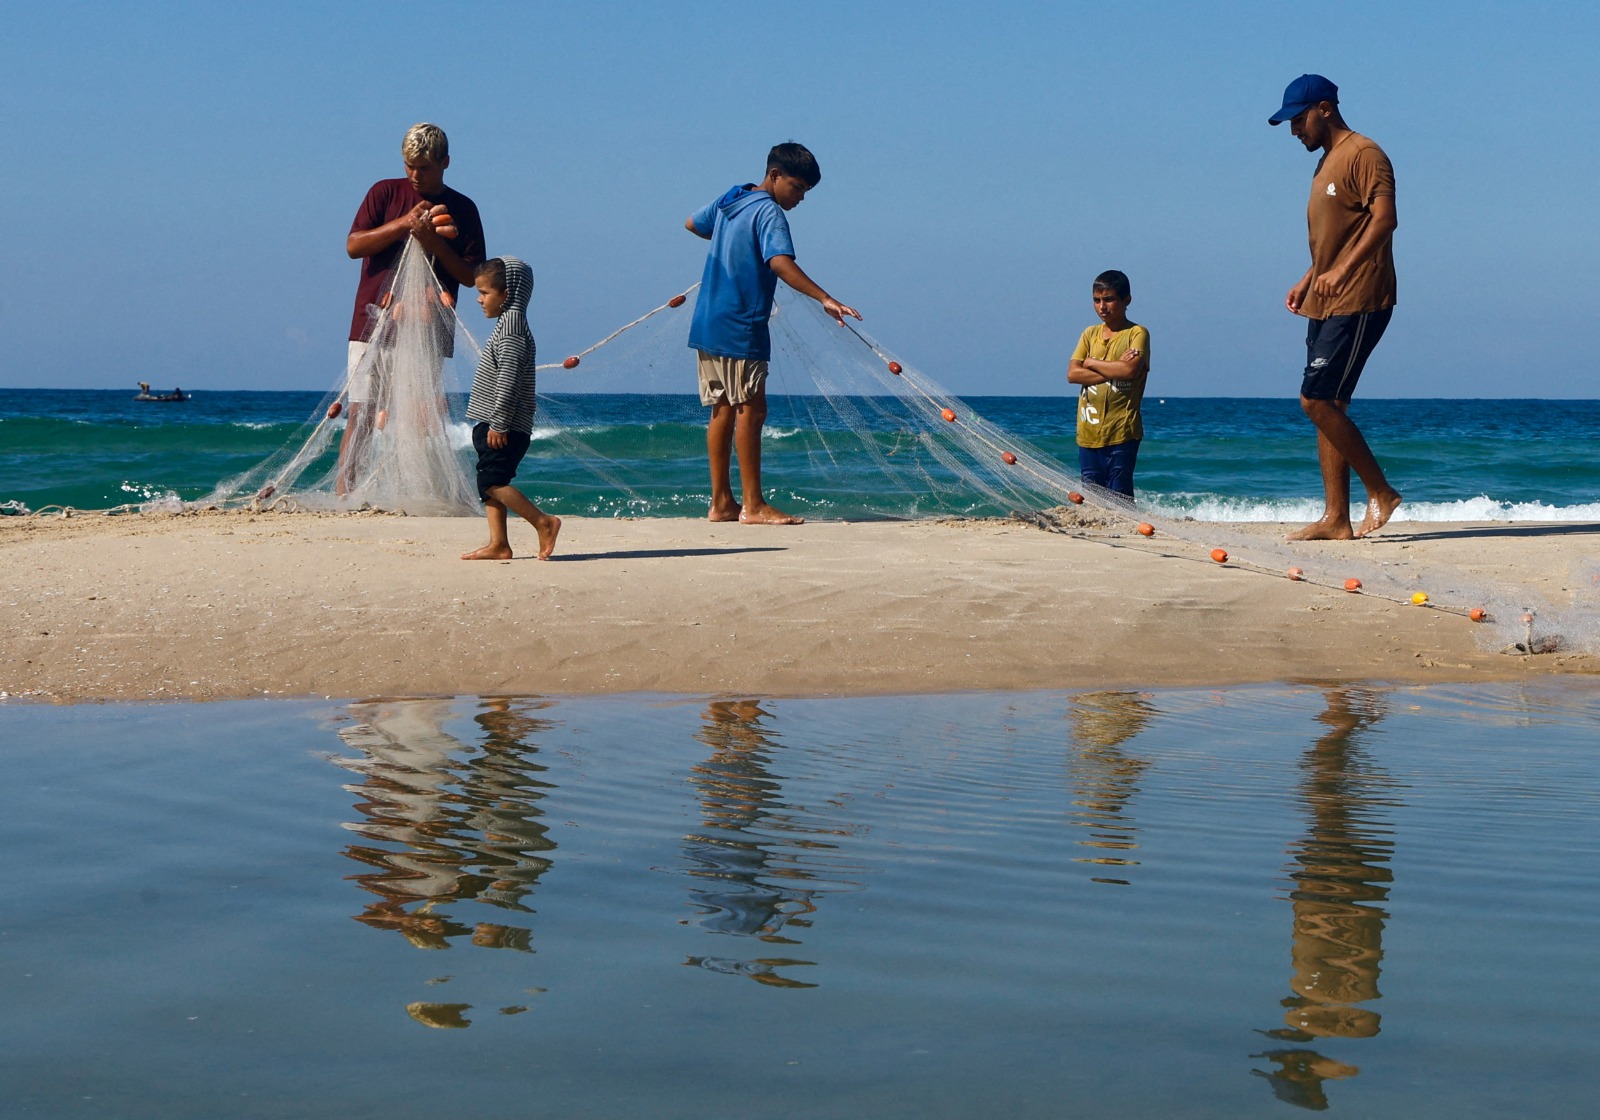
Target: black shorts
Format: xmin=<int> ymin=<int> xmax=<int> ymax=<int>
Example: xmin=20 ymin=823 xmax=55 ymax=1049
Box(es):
xmin=472 ymin=422 xmax=531 ymax=500
xmin=1301 ymin=307 xmax=1392 ymax=402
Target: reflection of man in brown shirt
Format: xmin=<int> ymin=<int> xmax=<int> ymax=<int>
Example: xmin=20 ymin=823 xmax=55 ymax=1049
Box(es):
xmin=1270 ymin=75 xmax=1403 ymax=542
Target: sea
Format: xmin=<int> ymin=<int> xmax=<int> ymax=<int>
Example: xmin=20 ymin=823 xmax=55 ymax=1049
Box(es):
xmin=4 ymin=389 xmax=1600 ymax=522
xmin=5 ymin=389 xmax=1600 ymax=1116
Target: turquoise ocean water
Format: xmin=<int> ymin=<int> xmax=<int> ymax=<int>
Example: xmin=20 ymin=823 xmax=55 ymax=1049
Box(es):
xmin=4 ymin=390 xmax=1599 ymax=521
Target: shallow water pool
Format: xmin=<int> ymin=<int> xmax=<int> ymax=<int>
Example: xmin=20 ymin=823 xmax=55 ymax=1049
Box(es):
xmin=2 ymin=683 xmax=1597 ymax=1117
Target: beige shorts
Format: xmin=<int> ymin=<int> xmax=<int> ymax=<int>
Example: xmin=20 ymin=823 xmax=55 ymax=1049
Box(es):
xmin=697 ymin=351 xmax=769 ymax=407
xmin=346 ymin=341 xmax=375 ymax=402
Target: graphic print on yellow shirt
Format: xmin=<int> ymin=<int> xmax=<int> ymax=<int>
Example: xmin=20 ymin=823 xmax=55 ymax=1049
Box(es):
xmin=1072 ymin=323 xmax=1150 ymax=448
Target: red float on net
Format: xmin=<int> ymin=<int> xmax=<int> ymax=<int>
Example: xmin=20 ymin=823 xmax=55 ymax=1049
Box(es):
xmin=563 ymin=356 xmax=580 ymax=369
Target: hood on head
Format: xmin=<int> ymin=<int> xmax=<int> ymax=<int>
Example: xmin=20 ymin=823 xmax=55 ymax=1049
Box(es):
xmin=499 ymin=256 xmax=533 ymax=315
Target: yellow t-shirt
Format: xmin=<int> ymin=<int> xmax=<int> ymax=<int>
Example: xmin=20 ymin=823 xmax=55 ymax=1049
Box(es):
xmin=1071 ymin=323 xmax=1149 ymax=448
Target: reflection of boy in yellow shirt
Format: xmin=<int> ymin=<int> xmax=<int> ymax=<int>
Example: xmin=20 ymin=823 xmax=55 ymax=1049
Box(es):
xmin=1067 ymin=270 xmax=1150 ymax=500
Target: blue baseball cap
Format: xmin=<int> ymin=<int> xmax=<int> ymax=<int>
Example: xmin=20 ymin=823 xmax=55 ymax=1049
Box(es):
xmin=1269 ymin=74 xmax=1338 ymax=125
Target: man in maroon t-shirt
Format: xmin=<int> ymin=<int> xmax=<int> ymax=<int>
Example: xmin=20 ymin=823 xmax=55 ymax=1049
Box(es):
xmin=336 ymin=122 xmax=486 ymax=494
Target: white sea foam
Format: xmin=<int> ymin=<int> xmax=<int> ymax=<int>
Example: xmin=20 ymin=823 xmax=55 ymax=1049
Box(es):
xmin=121 ymin=481 xmax=184 ymax=513
xmin=1141 ymin=493 xmax=1600 ymax=524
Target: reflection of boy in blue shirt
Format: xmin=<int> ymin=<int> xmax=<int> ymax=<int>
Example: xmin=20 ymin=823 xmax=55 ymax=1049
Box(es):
xmin=685 ymin=142 xmax=861 ymax=525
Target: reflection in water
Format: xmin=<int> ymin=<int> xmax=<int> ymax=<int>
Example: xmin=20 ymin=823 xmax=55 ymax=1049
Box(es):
xmin=1065 ymin=691 xmax=1155 ymax=885
xmin=676 ymin=700 xmax=870 ymax=988
xmin=1252 ymin=687 xmax=1400 ymax=1110
xmin=334 ymin=698 xmax=560 ymax=1026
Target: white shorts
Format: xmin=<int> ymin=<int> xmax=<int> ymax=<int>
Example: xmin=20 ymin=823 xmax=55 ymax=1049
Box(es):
xmin=346 ymin=341 xmax=374 ymax=402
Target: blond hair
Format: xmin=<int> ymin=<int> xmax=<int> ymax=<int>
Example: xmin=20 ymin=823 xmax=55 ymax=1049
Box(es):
xmin=401 ymin=122 xmax=449 ymax=163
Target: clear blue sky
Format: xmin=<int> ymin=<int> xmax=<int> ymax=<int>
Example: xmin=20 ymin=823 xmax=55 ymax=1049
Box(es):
xmin=4 ymin=0 xmax=1595 ymax=397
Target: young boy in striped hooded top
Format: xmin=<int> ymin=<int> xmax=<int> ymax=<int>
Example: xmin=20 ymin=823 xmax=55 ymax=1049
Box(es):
xmin=461 ymin=256 xmax=561 ymax=560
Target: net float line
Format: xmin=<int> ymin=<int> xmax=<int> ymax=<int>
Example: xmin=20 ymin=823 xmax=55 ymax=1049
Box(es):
xmin=836 ymin=318 xmax=1115 ymax=508
xmin=539 ymin=285 xmax=699 ymax=372
xmin=1022 ymin=507 xmax=1499 ymax=625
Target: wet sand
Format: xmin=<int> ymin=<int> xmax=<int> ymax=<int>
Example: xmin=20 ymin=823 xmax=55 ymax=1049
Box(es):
xmin=2 ymin=510 xmax=1595 ymax=702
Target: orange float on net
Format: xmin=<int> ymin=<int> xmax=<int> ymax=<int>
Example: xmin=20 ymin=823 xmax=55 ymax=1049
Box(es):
xmin=1001 ymin=451 xmax=1017 ymax=465
xmin=888 ymin=360 xmax=903 ymax=374
xmin=1344 ymin=578 xmax=1363 ymax=592
xmin=563 ymin=356 xmax=580 ymax=369
xmin=941 ymin=408 xmax=956 ymax=422
xmin=440 ymin=290 xmax=454 ymax=308
xmin=1137 ymin=523 xmax=1154 ymax=537
xmin=1067 ymin=491 xmax=1084 ymax=504
xmin=1210 ymin=548 xmax=1228 ymax=564
xmin=1469 ymin=608 xmax=1487 ymax=622
xmin=326 ymin=400 xmax=343 ymax=420
xmin=1286 ymin=567 xmax=1304 ymax=581
xmin=668 ymin=294 xmax=686 ymax=308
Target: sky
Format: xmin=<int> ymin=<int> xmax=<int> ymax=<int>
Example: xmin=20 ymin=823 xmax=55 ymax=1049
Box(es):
xmin=4 ymin=0 xmax=1597 ymax=398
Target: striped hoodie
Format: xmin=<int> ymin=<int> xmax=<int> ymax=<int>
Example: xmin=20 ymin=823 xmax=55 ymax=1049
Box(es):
xmin=465 ymin=256 xmax=536 ymax=434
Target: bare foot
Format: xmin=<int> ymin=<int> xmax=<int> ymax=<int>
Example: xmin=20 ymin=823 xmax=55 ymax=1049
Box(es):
xmin=1355 ymin=491 xmax=1402 ymax=538
xmin=739 ymin=502 xmax=804 ymax=525
xmin=708 ymin=501 xmax=742 ymax=522
xmin=536 ymin=515 xmax=561 ymax=560
xmin=462 ymin=544 xmax=514 ymax=560
xmin=1286 ymin=517 xmax=1354 ymax=542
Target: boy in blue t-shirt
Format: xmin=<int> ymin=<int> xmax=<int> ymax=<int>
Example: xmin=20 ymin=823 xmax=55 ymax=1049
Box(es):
xmin=685 ymin=142 xmax=861 ymax=525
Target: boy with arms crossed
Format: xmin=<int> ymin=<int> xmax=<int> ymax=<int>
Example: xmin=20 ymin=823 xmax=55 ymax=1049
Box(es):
xmin=1067 ymin=270 xmax=1149 ymax=502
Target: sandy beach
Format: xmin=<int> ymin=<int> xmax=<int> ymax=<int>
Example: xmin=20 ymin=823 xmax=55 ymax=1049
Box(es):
xmin=2 ymin=510 xmax=1595 ymax=702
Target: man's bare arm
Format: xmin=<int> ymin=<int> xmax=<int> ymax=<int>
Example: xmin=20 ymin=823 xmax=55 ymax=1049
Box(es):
xmin=1311 ymin=193 xmax=1397 ymax=299
xmin=347 ymin=203 xmax=430 ymax=259
xmin=685 ymin=216 xmax=711 ymax=240
xmin=347 ymin=203 xmax=477 ymax=285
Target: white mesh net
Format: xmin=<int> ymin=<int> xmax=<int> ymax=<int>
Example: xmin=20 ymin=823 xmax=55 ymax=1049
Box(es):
xmin=208 ymin=239 xmax=482 ymax=516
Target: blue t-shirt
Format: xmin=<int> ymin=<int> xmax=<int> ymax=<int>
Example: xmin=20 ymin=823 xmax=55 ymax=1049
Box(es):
xmin=687 ymin=184 xmax=796 ymax=361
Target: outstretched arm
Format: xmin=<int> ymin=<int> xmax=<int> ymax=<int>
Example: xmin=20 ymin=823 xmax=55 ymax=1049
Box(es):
xmin=768 ymin=255 xmax=861 ymax=324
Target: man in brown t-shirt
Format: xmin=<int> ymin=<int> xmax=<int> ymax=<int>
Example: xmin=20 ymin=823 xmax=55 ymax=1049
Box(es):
xmin=1271 ymin=75 xmax=1402 ymax=540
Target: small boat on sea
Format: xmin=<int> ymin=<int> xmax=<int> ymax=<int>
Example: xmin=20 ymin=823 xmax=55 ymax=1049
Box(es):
xmin=134 ymin=381 xmax=189 ymax=402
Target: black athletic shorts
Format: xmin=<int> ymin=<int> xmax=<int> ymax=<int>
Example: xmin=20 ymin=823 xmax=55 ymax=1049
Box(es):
xmin=472 ymin=422 xmax=531 ymax=500
xmin=1301 ymin=307 xmax=1393 ymax=402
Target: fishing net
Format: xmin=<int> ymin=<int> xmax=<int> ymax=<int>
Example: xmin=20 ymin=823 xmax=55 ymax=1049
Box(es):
xmin=199 ymin=235 xmax=1599 ymax=659
xmin=207 ymin=238 xmax=482 ymax=516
